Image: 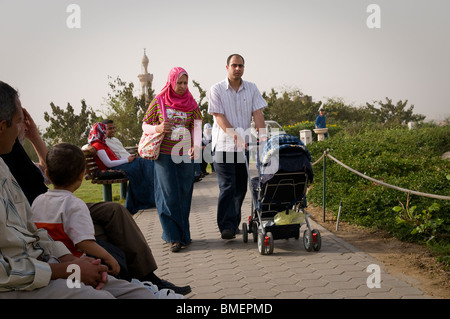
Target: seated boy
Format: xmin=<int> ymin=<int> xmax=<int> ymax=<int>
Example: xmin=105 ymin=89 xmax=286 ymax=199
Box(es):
xmin=32 ymin=143 xmax=120 ymax=276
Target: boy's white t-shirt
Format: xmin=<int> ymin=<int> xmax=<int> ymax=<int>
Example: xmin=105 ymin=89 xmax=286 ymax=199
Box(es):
xmin=31 ymin=189 xmax=96 ymax=256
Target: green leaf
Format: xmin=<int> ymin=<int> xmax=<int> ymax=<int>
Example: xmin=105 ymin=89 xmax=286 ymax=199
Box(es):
xmin=392 ymin=206 xmax=403 ymax=213
xmin=428 ymin=202 xmax=440 ymax=212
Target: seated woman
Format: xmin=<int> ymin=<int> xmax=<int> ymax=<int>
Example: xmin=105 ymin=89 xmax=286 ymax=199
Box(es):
xmin=88 ymin=122 xmax=155 ymax=214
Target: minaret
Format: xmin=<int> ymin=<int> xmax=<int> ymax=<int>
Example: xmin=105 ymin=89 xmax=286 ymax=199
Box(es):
xmin=138 ymin=49 xmax=153 ymax=102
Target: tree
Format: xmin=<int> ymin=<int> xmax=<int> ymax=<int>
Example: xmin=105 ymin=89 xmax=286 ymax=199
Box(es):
xmin=192 ymin=80 xmax=212 ymax=125
xmin=101 ymin=76 xmax=154 ymax=147
xmin=322 ymin=97 xmax=374 ymax=123
xmin=365 ymin=98 xmax=426 ymax=125
xmin=262 ymin=87 xmax=322 ymax=126
xmin=43 ymin=100 xmax=98 ymax=147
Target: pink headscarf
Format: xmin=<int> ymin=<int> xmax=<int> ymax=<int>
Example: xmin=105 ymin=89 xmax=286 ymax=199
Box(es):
xmin=157 ymin=67 xmax=198 ymax=112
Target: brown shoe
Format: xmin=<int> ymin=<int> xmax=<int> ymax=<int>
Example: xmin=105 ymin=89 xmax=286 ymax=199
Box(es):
xmin=170 ymin=242 xmax=181 ymax=252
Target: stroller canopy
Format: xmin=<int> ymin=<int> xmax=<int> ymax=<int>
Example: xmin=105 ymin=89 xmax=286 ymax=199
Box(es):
xmin=259 ymin=134 xmax=313 ymax=183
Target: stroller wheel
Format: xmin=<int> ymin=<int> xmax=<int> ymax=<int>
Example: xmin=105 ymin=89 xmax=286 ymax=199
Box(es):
xmin=303 ymin=229 xmax=313 ymax=252
xmin=242 ymin=223 xmax=248 ymax=243
xmin=257 ymin=233 xmax=266 ymax=255
xmin=266 ymin=232 xmax=274 ymax=255
xmin=252 ymin=222 xmax=258 ymax=242
xmin=312 ymin=229 xmax=322 ymax=251
xmin=257 ymin=232 xmax=274 ymax=255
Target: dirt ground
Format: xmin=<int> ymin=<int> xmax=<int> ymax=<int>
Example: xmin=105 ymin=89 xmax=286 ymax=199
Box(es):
xmin=307 ymin=205 xmax=449 ymax=299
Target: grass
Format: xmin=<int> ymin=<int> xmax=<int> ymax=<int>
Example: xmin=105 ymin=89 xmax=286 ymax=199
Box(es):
xmin=75 ymin=163 xmax=215 ymax=204
xmin=75 ymin=179 xmax=126 ymax=205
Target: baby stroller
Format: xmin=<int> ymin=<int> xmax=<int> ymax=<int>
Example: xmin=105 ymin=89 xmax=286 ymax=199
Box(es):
xmin=242 ymin=134 xmax=322 ymax=255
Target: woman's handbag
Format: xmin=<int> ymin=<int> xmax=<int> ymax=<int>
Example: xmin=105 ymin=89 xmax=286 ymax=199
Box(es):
xmin=138 ymin=96 xmax=167 ymax=160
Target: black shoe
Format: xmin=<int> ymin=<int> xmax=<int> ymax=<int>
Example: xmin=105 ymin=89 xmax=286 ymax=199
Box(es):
xmin=221 ymin=229 xmax=236 ymax=240
xmin=170 ymin=242 xmax=182 ymax=252
xmin=158 ymin=279 xmax=192 ymax=295
xmin=194 ymin=175 xmax=202 ymax=183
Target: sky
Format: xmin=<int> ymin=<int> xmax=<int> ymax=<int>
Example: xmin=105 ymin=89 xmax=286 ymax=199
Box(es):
xmin=1 ymin=0 xmax=449 ymax=129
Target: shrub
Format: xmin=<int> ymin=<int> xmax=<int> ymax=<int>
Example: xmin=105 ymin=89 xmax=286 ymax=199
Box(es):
xmin=306 ymin=125 xmax=450 ymax=264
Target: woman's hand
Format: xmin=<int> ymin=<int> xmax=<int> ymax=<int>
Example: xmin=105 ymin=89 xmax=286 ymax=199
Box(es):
xmin=127 ymin=154 xmax=137 ymax=163
xmin=156 ymin=121 xmax=173 ymax=134
xmin=22 ymin=108 xmax=40 ymax=142
xmin=189 ymin=145 xmax=201 ymax=160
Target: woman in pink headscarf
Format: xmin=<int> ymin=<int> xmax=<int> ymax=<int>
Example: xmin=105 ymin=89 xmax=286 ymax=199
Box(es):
xmin=142 ymin=67 xmax=202 ymax=252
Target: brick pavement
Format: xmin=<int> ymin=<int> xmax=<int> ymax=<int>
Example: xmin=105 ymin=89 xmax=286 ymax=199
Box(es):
xmin=133 ymin=170 xmax=432 ymax=299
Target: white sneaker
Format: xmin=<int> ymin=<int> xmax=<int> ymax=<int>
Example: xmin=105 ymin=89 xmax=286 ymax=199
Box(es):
xmin=155 ymin=288 xmax=184 ymax=299
xmin=132 ymin=279 xmax=184 ymax=299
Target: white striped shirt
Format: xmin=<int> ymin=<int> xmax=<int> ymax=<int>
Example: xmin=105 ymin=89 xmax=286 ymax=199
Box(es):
xmin=208 ymin=78 xmax=267 ymax=152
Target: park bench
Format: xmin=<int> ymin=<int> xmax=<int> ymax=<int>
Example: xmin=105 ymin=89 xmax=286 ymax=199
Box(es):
xmin=83 ymin=149 xmax=128 ymax=202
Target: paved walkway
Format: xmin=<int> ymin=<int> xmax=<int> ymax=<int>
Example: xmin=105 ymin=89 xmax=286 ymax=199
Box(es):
xmin=133 ymin=169 xmax=432 ymax=299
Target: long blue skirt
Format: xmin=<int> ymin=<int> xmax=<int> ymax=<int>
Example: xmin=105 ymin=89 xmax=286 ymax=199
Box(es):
xmin=115 ymin=157 xmax=155 ymax=215
xmin=154 ymin=153 xmax=194 ymax=245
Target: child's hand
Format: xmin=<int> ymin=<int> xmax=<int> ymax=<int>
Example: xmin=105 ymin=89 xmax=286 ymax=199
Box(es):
xmin=104 ymin=255 xmax=121 ymax=276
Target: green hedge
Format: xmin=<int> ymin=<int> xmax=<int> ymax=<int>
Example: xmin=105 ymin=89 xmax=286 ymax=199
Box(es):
xmin=306 ymin=125 xmax=450 ymax=264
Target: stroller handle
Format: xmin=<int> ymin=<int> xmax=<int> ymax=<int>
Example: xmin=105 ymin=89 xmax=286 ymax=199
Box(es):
xmin=242 ymin=139 xmax=265 ymax=209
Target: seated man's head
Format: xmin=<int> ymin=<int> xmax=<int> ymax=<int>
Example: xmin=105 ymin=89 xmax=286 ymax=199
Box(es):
xmin=0 ymin=81 xmax=23 ymax=155
xmin=102 ymin=119 xmax=116 ymax=138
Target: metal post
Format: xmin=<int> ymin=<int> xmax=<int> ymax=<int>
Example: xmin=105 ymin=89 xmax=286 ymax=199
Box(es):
xmin=323 ymin=150 xmax=326 ymax=222
xmin=336 ymin=201 xmax=342 ymax=231
xmin=103 ymin=184 xmax=113 ymax=202
xmin=120 ymin=182 xmax=128 ymax=200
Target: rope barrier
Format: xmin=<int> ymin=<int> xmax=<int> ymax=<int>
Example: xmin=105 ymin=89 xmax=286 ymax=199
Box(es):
xmin=312 ymin=151 xmax=450 ymax=201
xmin=311 ymin=152 xmax=325 ymax=166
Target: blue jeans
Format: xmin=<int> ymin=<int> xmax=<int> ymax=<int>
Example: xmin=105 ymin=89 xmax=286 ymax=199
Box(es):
xmin=154 ymin=153 xmax=194 ymax=245
xmin=213 ymin=151 xmax=248 ymax=233
xmin=116 ymin=157 xmax=155 ymax=215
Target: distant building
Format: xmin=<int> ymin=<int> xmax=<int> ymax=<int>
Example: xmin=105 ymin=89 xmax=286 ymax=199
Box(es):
xmin=137 ymin=49 xmax=153 ymax=102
